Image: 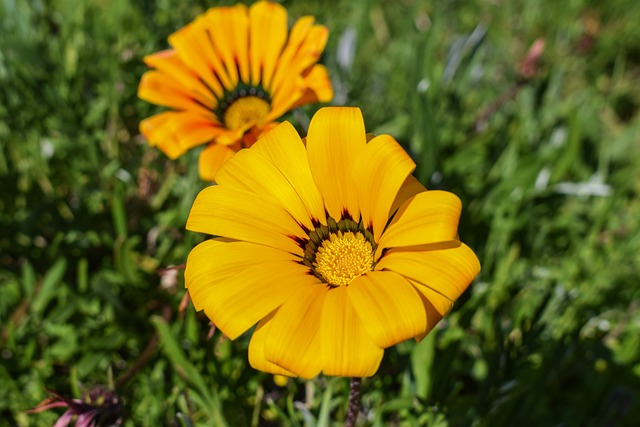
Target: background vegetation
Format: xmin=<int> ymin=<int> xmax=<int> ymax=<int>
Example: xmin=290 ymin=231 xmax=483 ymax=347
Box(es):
xmin=1 ymin=0 xmax=639 ymax=425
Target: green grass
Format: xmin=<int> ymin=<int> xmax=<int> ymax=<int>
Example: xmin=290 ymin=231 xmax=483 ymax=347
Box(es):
xmin=1 ymin=0 xmax=640 ymax=425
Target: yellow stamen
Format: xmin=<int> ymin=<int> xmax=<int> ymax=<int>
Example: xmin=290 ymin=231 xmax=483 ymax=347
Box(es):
xmin=223 ymin=96 xmax=270 ymax=130
xmin=314 ymin=231 xmax=374 ymax=287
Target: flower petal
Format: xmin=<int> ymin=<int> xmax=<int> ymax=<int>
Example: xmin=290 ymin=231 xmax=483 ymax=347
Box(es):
xmin=353 ymin=134 xmax=415 ymax=242
xmin=214 ymin=144 xmax=316 ymax=230
xmin=252 ymin=122 xmax=327 ymax=225
xmin=168 ymin=17 xmax=228 ymax=96
xmin=138 ymin=71 xmax=214 ymax=115
xmin=269 ymin=15 xmax=315 ymax=95
xmin=307 ymin=107 xmax=366 ymax=221
xmin=249 ymin=1 xmax=287 ymax=89
xmin=140 ymin=112 xmax=186 ymax=158
xmin=267 ymin=76 xmax=303 ymax=121
xmin=376 ymin=243 xmax=480 ymax=302
xmin=164 ymin=112 xmax=221 ymax=149
xmin=144 ymin=49 xmax=217 ymax=107
xmin=203 ymin=4 xmax=250 ymax=89
xmin=186 ymin=240 xmax=295 ymax=310
xmin=186 ymin=185 xmax=306 ymax=255
xmin=348 ymin=271 xmax=427 ymax=348
xmin=376 ymin=190 xmax=462 ymax=257
xmin=263 ymin=285 xmax=326 ymax=378
xmin=407 ymin=278 xmax=454 ymax=342
xmin=202 ymin=263 xmax=319 ymax=340
xmin=320 ymin=287 xmax=384 ymax=377
xmin=269 ymin=16 xmax=328 ymax=95
xmin=389 ymin=175 xmax=427 ymax=215
xmin=198 ymin=143 xmax=239 ymax=182
xmin=292 ymin=64 xmax=334 ymax=108
xmin=249 ymin=313 xmax=298 ymax=376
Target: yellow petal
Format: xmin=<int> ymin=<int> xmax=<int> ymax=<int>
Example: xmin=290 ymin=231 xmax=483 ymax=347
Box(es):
xmin=353 ymin=134 xmax=415 ymax=242
xmin=389 ymin=175 xmax=427 ymax=215
xmin=263 ymin=285 xmax=326 ymax=379
xmin=198 ymin=143 xmax=238 ymax=182
xmin=186 ymin=184 xmax=306 ymax=255
xmin=407 ymin=278 xmax=453 ymax=342
xmin=252 ymin=122 xmax=327 ymax=225
xmin=198 ymin=260 xmax=319 ymax=340
xmin=320 ymin=287 xmax=384 ymax=377
xmin=348 ymin=271 xmax=427 ymax=348
xmin=144 ymin=49 xmax=217 ymax=108
xmin=249 ymin=313 xmax=298 ymax=377
xmin=249 ymin=1 xmax=287 ymax=89
xmin=185 ymin=240 xmax=296 ymax=312
xmin=307 ymin=107 xmax=366 ymax=221
xmin=214 ymin=147 xmax=315 ymax=230
xmin=376 ymin=243 xmax=480 ymax=302
xmin=376 ymin=190 xmax=462 ymax=257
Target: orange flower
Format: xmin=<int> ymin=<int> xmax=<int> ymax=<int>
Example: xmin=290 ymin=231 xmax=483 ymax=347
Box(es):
xmin=138 ymin=1 xmax=333 ymax=181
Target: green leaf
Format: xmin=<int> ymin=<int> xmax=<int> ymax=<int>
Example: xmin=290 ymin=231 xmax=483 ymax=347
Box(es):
xmin=31 ymin=258 xmax=67 ymax=316
xmin=151 ymin=315 xmax=227 ymax=426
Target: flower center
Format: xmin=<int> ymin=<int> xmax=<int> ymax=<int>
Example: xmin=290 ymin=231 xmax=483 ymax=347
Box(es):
xmin=313 ymin=231 xmax=374 ymax=287
xmin=223 ymin=96 xmax=271 ymax=130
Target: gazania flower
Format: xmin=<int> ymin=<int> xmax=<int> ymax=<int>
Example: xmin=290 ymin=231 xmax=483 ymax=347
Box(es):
xmin=138 ymin=1 xmax=333 ymax=181
xmin=185 ymin=107 xmax=480 ymax=378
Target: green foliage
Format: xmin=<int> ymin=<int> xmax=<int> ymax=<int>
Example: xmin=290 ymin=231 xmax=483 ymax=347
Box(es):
xmin=1 ymin=0 xmax=639 ymax=426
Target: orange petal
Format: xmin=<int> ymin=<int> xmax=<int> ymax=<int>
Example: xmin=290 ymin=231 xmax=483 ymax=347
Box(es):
xmin=269 ymin=16 xmax=316 ymax=96
xmin=267 ymin=75 xmax=303 ymax=121
xmin=320 ymin=286 xmax=384 ymax=377
xmin=376 ymin=190 xmax=462 ymax=257
xmin=249 ymin=1 xmax=287 ymax=89
xmin=139 ymin=112 xmax=187 ymax=159
xmin=307 ymin=107 xmax=366 ymax=221
xmin=203 ymin=4 xmax=250 ymax=89
xmin=348 ymin=271 xmax=427 ymax=348
xmin=292 ymin=64 xmax=334 ymax=108
xmin=138 ymin=71 xmax=215 ymax=116
xmin=376 ymin=243 xmax=480 ymax=302
xmin=198 ymin=143 xmax=238 ymax=182
xmin=186 ymin=184 xmax=306 ymax=255
xmin=293 ymin=25 xmax=330 ymax=72
xmin=144 ymin=49 xmax=217 ymax=108
xmin=353 ymin=134 xmax=415 ymax=242
xmin=165 ymin=112 xmax=223 ymax=151
xmin=168 ymin=17 xmax=228 ymax=96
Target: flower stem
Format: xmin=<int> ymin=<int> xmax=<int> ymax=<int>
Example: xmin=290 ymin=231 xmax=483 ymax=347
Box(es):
xmin=345 ymin=377 xmax=361 ymax=427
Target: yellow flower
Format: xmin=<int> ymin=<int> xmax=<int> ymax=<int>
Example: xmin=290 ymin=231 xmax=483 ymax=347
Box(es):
xmin=138 ymin=1 xmax=333 ymax=181
xmin=185 ymin=107 xmax=480 ymax=378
